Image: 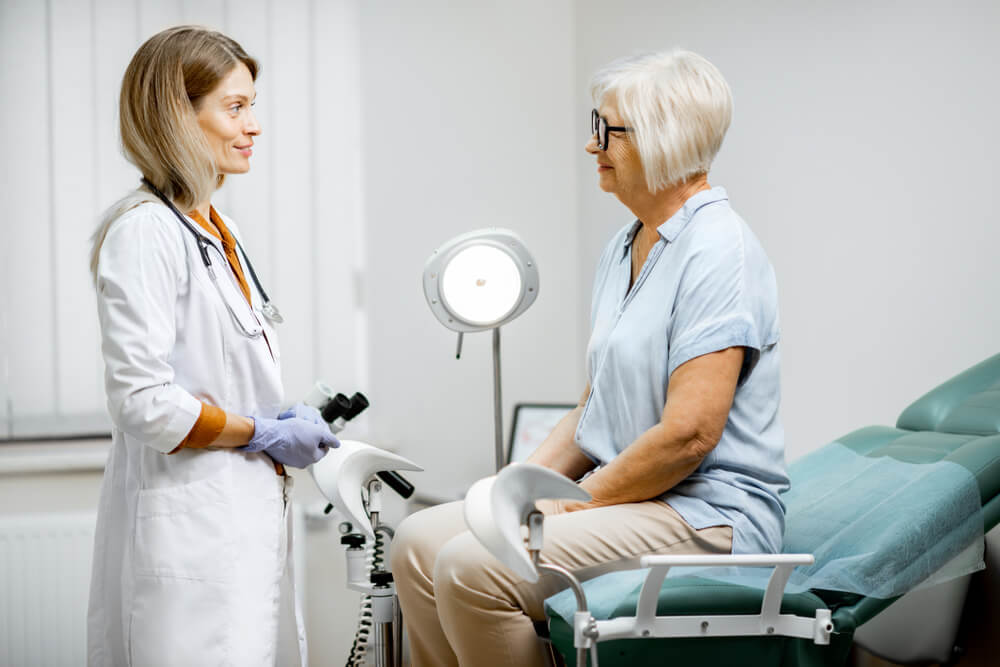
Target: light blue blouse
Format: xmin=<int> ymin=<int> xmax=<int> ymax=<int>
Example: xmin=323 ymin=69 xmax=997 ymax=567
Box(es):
xmin=575 ymin=187 xmax=789 ymax=554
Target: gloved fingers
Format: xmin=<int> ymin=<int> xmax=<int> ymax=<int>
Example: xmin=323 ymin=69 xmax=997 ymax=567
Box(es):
xmin=310 ymin=444 xmax=331 ymax=464
xmin=302 ymin=425 xmax=337 ymax=462
xmin=297 ymin=403 xmax=325 ymax=425
xmin=282 ymin=426 xmax=330 ymax=467
xmin=241 ymin=418 xmax=333 ymax=468
xmin=278 ymin=402 xmax=325 ymax=425
xmin=291 ymin=421 xmax=337 ymax=453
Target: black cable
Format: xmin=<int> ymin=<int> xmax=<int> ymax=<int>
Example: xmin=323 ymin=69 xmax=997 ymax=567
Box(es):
xmin=346 ymin=495 xmax=391 ymax=666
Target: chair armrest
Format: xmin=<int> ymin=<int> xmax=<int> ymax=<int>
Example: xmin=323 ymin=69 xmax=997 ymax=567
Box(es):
xmin=589 ymin=553 xmax=832 ymax=645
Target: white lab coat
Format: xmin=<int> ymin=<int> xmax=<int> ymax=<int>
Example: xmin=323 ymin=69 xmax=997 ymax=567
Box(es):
xmin=87 ymin=202 xmax=307 ymax=666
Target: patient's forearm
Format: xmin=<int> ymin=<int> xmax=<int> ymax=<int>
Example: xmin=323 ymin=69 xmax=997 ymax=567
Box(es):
xmin=568 ymin=348 xmax=741 ymax=509
xmin=573 ymin=422 xmax=710 ymax=509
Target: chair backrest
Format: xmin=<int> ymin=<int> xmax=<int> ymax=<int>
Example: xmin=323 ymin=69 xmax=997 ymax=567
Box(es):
xmin=896 ymin=353 xmax=1000 ymax=436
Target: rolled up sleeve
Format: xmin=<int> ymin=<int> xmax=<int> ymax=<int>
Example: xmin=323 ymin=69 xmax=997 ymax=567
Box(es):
xmin=96 ymin=208 xmax=202 ymax=453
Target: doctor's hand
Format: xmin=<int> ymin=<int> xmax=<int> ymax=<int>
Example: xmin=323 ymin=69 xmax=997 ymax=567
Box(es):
xmin=240 ymin=416 xmax=339 ymax=468
xmin=278 ymin=402 xmax=325 ymax=425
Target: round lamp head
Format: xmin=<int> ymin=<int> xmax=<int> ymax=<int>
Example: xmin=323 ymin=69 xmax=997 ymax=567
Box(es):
xmin=423 ymin=228 xmax=539 ymax=333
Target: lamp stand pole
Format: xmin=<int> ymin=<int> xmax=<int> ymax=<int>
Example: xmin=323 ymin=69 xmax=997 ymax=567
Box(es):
xmin=492 ymin=327 xmax=504 ymax=472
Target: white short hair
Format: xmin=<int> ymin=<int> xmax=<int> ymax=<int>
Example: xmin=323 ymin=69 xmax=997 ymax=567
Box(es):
xmin=591 ymin=50 xmax=733 ymax=192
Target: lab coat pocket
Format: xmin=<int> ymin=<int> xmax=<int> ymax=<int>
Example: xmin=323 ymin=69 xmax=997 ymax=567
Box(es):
xmin=130 ymin=474 xmax=237 ymax=666
xmin=133 ymin=473 xmax=236 ymax=582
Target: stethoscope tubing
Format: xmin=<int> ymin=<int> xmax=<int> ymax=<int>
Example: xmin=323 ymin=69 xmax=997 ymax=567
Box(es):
xmin=140 ymin=178 xmax=283 ymax=337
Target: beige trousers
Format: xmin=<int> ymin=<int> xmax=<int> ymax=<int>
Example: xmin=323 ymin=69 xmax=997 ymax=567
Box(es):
xmin=390 ymin=499 xmax=733 ymax=667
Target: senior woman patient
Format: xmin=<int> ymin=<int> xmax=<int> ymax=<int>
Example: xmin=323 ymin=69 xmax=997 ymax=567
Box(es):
xmin=391 ymin=49 xmax=787 ymax=667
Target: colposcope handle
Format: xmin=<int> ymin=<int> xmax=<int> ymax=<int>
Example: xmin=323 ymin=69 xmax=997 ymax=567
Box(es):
xmin=376 ymin=471 xmax=415 ymax=499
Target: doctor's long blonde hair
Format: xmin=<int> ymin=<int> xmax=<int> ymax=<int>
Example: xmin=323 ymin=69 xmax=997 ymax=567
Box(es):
xmin=89 ymin=25 xmax=258 ymax=283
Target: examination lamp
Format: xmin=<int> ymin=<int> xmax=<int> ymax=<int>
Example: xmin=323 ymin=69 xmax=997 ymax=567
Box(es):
xmin=423 ymin=228 xmax=540 ymax=472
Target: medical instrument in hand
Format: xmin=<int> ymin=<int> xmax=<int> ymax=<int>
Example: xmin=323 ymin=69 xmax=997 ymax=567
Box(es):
xmin=423 ymin=228 xmax=539 ymax=472
xmin=311 ymin=438 xmax=423 ymax=667
xmin=463 ymin=463 xmax=831 ymax=667
xmin=278 ymin=402 xmax=326 ymax=424
xmin=304 ymin=382 xmax=414 ymax=501
xmin=141 ymin=178 xmax=284 ymax=334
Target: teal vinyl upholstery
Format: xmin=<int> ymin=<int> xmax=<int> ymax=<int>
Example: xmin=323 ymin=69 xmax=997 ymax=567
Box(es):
xmin=897 ymin=354 xmax=1000 ymax=437
xmin=547 ymin=353 xmax=1000 ymax=667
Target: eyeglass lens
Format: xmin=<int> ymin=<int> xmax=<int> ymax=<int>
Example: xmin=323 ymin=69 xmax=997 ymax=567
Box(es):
xmin=591 ymin=109 xmax=608 ymax=149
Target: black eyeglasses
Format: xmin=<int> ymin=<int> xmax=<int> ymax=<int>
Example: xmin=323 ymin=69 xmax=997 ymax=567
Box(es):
xmin=591 ymin=109 xmax=631 ymax=150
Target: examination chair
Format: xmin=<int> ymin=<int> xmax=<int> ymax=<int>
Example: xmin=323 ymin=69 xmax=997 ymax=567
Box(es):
xmin=545 ymin=353 xmax=1000 ymax=667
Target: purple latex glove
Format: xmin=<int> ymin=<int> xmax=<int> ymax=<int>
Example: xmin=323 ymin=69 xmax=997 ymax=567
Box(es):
xmin=278 ymin=402 xmax=325 ymax=425
xmin=240 ymin=414 xmax=338 ymax=468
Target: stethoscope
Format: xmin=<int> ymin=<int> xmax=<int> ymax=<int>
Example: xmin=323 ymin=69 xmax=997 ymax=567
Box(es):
xmin=142 ymin=178 xmax=284 ymax=338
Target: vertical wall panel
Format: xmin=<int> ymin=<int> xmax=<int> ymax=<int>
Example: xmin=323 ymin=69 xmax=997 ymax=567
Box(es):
xmin=89 ymin=0 xmax=139 ymax=435
xmin=1 ymin=0 xmax=56 ymax=421
xmin=313 ymin=0 xmax=364 ymax=396
xmin=0 ymin=278 xmax=8 ymax=436
xmin=181 ymin=0 xmax=225 ymax=29
xmin=270 ymin=0 xmax=317 ymax=400
xmin=0 ymin=2 xmax=13 ymax=436
xmin=51 ymin=0 xmax=103 ymax=417
xmin=136 ymin=0 xmax=179 ymax=39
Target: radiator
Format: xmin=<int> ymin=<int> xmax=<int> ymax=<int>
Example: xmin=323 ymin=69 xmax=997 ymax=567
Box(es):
xmin=0 ymin=506 xmax=307 ymax=667
xmin=0 ymin=512 xmax=96 ymax=667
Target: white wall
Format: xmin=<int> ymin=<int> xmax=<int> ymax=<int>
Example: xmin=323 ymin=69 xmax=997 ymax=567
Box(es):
xmin=573 ymin=0 xmax=1000 ymax=459
xmin=359 ymin=0 xmax=582 ymax=491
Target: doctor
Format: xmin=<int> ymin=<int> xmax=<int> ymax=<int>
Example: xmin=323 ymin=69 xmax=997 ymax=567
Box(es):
xmin=86 ymin=26 xmax=335 ymax=666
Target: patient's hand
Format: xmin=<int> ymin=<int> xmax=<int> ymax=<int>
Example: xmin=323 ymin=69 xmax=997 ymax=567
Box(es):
xmin=534 ymin=499 xmax=566 ymax=516
xmin=535 ymin=498 xmax=593 ymax=515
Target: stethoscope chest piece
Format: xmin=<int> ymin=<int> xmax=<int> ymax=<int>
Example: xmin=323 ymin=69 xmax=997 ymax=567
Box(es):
xmin=262 ymin=301 xmax=284 ymax=324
